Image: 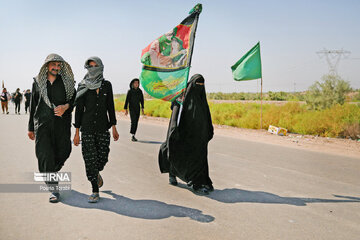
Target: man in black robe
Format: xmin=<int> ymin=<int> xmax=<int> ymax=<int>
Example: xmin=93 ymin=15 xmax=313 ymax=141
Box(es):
xmin=28 ymin=53 xmax=75 ymax=203
xmin=124 ymin=78 xmax=144 ymax=141
xmin=159 ymin=74 xmax=214 ymax=195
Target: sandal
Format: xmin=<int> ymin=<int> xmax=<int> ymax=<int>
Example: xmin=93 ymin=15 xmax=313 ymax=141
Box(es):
xmin=49 ymin=192 xmax=60 ymax=203
xmin=88 ymin=192 xmax=100 ymax=203
xmin=98 ymin=174 xmax=103 ymax=188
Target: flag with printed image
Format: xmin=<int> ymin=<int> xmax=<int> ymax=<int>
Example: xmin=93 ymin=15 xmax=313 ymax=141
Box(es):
xmin=140 ymin=4 xmax=202 ymax=101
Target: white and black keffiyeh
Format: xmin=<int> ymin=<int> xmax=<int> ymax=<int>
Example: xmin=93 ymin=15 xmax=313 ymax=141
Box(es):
xmin=35 ymin=53 xmax=75 ymax=108
xmin=75 ymin=56 xmax=104 ymax=102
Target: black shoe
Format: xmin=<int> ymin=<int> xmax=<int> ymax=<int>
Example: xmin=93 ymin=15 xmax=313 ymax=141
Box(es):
xmin=204 ymin=184 xmax=214 ymax=192
xmin=169 ymin=175 xmax=178 ymax=186
xmin=193 ymin=185 xmax=209 ymax=195
xmin=131 ymin=136 xmax=138 ymax=142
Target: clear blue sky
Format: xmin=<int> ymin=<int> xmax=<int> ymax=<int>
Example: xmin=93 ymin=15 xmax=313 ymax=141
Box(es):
xmin=0 ymin=0 xmax=359 ymax=94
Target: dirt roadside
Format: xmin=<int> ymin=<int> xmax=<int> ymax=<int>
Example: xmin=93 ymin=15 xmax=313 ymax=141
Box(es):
xmin=116 ymin=112 xmax=360 ymax=159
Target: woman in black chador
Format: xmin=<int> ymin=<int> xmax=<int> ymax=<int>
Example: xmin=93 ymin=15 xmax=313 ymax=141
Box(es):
xmin=159 ymin=74 xmax=214 ymax=195
xmin=124 ymin=78 xmax=144 ymax=141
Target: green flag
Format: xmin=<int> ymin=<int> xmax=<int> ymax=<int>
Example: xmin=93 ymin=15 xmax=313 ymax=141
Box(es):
xmin=231 ymin=42 xmax=262 ymax=81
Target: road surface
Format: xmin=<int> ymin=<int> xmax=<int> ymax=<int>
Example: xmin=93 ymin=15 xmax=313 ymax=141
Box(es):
xmin=0 ymin=112 xmax=359 ymax=240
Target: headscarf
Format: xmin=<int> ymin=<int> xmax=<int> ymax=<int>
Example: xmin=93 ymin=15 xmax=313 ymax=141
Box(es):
xmin=129 ymin=78 xmax=140 ymax=89
xmin=35 ymin=53 xmax=75 ymax=109
xmin=75 ymin=56 xmax=104 ymax=101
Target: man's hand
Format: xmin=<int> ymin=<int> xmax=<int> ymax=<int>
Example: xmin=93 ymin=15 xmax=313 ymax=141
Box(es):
xmin=142 ymin=109 xmax=145 ymax=115
xmin=73 ymin=132 xmax=80 ymax=146
xmin=125 ymin=109 xmax=128 ymax=116
xmin=54 ymin=104 xmax=69 ymax=117
xmin=112 ymin=126 xmax=119 ymax=141
xmin=28 ymin=131 xmax=35 ymax=140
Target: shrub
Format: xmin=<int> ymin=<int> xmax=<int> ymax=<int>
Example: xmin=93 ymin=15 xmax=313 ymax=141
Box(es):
xmin=305 ymin=74 xmax=352 ymax=110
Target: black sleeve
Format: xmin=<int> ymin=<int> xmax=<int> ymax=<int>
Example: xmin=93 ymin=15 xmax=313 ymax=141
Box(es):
xmin=28 ymin=81 xmax=39 ymax=131
xmin=124 ymin=90 xmax=130 ymax=109
xmin=140 ymin=90 xmax=144 ymax=109
xmin=107 ymin=82 xmax=117 ymax=126
xmin=65 ymin=88 xmax=76 ymax=114
xmin=74 ymin=92 xmax=84 ymax=129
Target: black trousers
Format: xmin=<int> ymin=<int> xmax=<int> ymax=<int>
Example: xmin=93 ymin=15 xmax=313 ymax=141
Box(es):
xmin=81 ymin=131 xmax=110 ymax=182
xmin=129 ymin=108 xmax=140 ymax=135
xmin=15 ymin=102 xmax=20 ymax=113
xmin=25 ymin=101 xmax=30 ymax=112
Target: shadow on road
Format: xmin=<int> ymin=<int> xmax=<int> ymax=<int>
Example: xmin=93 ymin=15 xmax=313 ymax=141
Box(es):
xmin=207 ymin=188 xmax=360 ymax=206
xmin=175 ymin=184 xmax=360 ymax=206
xmin=136 ymin=140 xmax=163 ymax=144
xmin=60 ymin=189 xmax=214 ymax=223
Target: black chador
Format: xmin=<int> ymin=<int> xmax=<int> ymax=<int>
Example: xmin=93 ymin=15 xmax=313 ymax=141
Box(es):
xmin=159 ymin=74 xmax=214 ymax=195
xmin=124 ymin=78 xmax=144 ymax=141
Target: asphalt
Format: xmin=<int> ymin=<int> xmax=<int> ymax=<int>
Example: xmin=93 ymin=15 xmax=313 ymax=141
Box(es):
xmin=0 ymin=111 xmax=360 ymax=240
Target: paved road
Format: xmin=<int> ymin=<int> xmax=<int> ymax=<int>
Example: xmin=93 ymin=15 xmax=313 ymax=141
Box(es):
xmin=0 ymin=112 xmax=360 ymax=240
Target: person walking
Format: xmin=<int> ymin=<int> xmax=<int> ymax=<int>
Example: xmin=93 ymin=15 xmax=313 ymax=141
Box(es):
xmin=1 ymin=88 xmax=9 ymax=114
xmin=159 ymin=74 xmax=214 ymax=195
xmin=124 ymin=78 xmax=144 ymax=141
xmin=28 ymin=53 xmax=76 ymax=203
xmin=73 ymin=57 xmax=119 ymax=203
xmin=24 ymin=89 xmax=31 ymax=114
xmin=14 ymin=88 xmax=22 ymax=114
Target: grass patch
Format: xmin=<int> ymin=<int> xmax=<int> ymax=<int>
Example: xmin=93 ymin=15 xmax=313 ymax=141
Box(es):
xmin=114 ymin=98 xmax=360 ymax=138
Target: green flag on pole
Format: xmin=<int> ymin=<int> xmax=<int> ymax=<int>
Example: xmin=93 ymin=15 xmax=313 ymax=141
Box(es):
xmin=231 ymin=42 xmax=262 ymax=81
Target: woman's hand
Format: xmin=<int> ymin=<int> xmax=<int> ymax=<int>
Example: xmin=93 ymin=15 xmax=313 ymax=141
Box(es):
xmin=73 ymin=129 xmax=80 ymax=146
xmin=112 ymin=126 xmax=119 ymax=141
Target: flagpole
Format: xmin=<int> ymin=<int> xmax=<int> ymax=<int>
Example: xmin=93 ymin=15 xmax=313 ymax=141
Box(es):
xmin=260 ymin=77 xmax=263 ymax=129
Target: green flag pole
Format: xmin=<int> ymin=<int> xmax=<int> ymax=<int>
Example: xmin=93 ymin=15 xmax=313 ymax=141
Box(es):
xmin=260 ymin=77 xmax=263 ymax=129
xmin=259 ymin=42 xmax=263 ymax=130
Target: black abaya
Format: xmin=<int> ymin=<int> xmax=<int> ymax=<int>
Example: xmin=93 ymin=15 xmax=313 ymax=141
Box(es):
xmin=159 ymin=74 xmax=214 ymax=186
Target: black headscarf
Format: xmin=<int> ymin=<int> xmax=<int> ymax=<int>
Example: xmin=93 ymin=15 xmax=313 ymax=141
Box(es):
xmin=129 ymin=78 xmax=140 ymax=89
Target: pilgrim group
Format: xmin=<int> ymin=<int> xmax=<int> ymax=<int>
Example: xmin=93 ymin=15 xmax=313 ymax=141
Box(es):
xmin=27 ymin=53 xmax=214 ymax=203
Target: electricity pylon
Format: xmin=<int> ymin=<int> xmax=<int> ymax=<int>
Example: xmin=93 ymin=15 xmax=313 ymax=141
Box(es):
xmin=316 ymin=48 xmax=351 ymax=75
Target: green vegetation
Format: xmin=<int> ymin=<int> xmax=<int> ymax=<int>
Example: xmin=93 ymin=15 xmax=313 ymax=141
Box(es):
xmin=114 ymin=75 xmax=359 ymax=139
xmin=206 ymin=91 xmax=305 ymax=101
xmin=305 ymin=74 xmax=352 ymax=110
xmin=115 ymin=99 xmax=360 ymax=138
